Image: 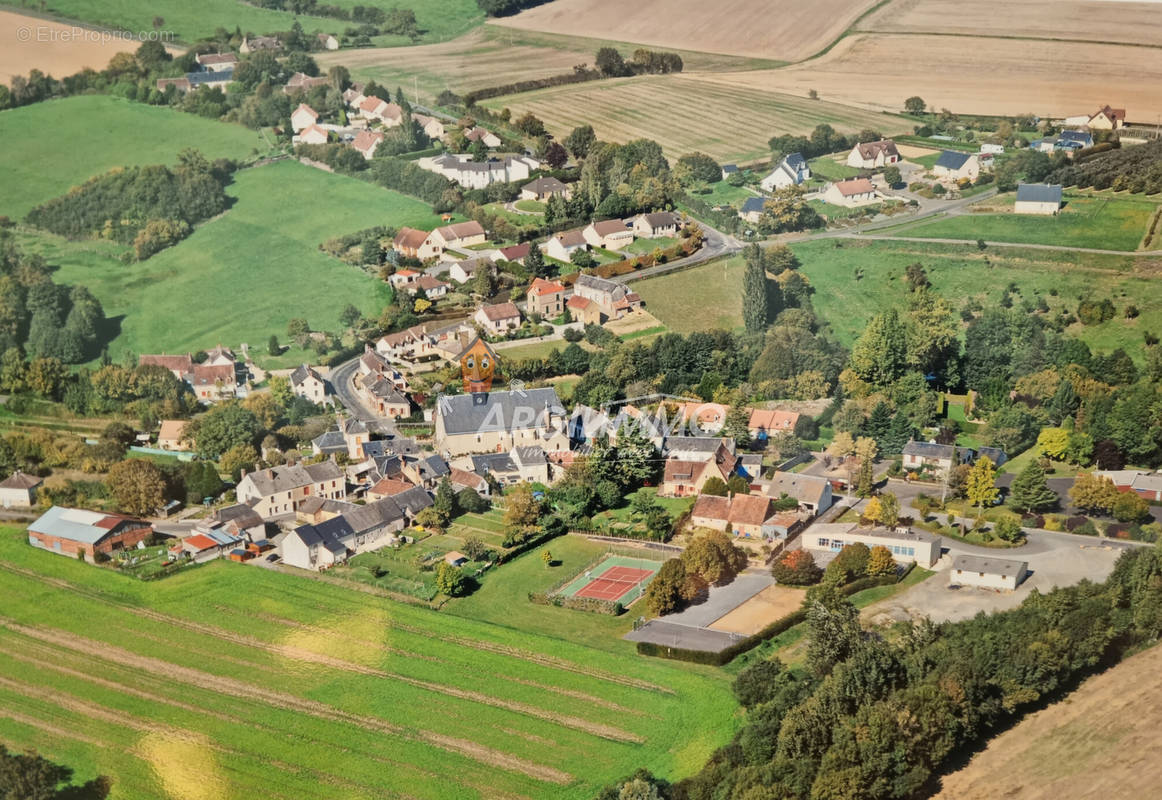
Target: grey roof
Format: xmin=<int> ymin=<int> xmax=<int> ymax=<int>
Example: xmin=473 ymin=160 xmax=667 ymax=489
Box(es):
xmin=574 ymin=273 xmax=623 ymax=295
xmin=312 ymin=430 xmax=347 ymax=454
xmin=187 ymin=69 xmax=233 ymax=85
xmin=1059 ymin=130 xmax=1092 ymax=145
xmin=951 ymin=554 xmax=1027 ymax=575
xmin=849 ymin=524 xmax=940 ymax=544
xmin=0 ymin=470 xmax=42 ymax=489
xmin=409 ymin=453 xmax=450 ymax=481
xmin=345 ymin=497 xmax=408 ymax=532
xmin=1015 ymin=183 xmax=1063 ymax=204
xmin=512 ymin=445 xmax=547 ymax=466
xmin=902 ymin=441 xmax=973 ymax=461
xmin=296 ymin=495 xmax=356 ymax=516
xmin=29 ymin=506 xmax=147 ymax=545
xmin=290 ymin=363 xmax=322 ymax=387
xmin=471 ymin=452 xmax=518 ymax=475
xmin=935 ymin=150 xmax=973 ymax=170
xmin=741 ymin=197 xmax=766 ymax=214
xmin=721 ymin=164 xmax=738 ymax=173
xmin=391 ymin=485 xmax=433 ymax=516
xmin=975 ymin=446 xmax=1008 ymax=466
xmin=784 ymin=152 xmax=807 ymax=171
xmin=666 ymin=436 xmax=734 ymax=455
xmin=766 ymin=471 xmax=828 ymax=505
xmin=639 ymin=211 xmax=680 ymax=228
xmin=362 ymin=373 xmax=409 ymax=404
xmin=214 ymin=503 xmax=264 ymax=529
xmin=436 ymin=387 xmax=563 ymax=436
xmin=522 ymin=176 xmax=567 ymax=194
xmin=243 ymin=461 xmax=344 ymax=496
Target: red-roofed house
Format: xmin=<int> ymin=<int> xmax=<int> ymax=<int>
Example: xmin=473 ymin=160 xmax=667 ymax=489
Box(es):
xmin=845 ymin=139 xmax=899 ymax=169
xmin=291 ymin=103 xmax=319 ymax=133
xmin=496 ymin=243 xmax=530 ymax=264
xmin=823 ymin=177 xmax=878 ymax=208
xmin=690 ymin=493 xmax=781 ymax=539
xmin=1088 ymin=105 xmax=1126 ymax=130
xmin=285 ymin=73 xmax=328 ymax=94
xmin=408 ymin=275 xmax=449 ymax=298
xmin=189 ymin=364 xmax=237 ymax=402
xmin=660 ymin=458 xmax=733 ymax=498
xmin=296 ymin=124 xmax=328 ymax=145
xmin=449 ymin=467 xmax=490 ymax=496
xmin=583 ymin=219 xmax=634 ymax=250
xmin=527 ymin=277 xmax=566 ymax=318
xmin=474 ymin=302 xmax=522 ymax=335
xmin=139 ymin=353 xmax=194 ymax=381
xmin=748 ymin=408 xmax=801 ymax=440
xmin=367 ymin=477 xmax=416 ymax=500
xmin=428 ymin=220 xmax=486 ymax=250
xmin=351 ymin=129 xmax=384 ymax=160
xmin=389 ymin=268 xmax=421 ymax=289
xmin=392 ymin=228 xmax=439 ymax=260
xmin=566 ymin=295 xmax=602 ymax=325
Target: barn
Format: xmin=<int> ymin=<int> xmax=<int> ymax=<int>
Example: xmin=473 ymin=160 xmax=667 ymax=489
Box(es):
xmin=28 ymin=506 xmax=153 ymax=562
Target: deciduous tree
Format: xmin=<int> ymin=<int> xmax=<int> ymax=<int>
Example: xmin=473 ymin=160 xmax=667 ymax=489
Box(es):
xmin=965 ymin=455 xmax=999 ymax=515
xmin=106 ymin=457 xmax=167 ymax=516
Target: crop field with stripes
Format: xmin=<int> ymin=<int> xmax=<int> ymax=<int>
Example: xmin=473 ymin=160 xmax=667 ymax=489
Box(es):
xmin=0 ymin=526 xmax=737 ymax=800
xmin=482 ymin=74 xmax=909 ymax=162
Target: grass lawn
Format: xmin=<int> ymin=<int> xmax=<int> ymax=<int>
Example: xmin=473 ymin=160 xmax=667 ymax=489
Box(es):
xmin=495 ymin=338 xmax=570 ymax=362
xmin=480 ymin=202 xmax=545 ymax=232
xmin=632 ymin=255 xmax=745 ymax=334
xmin=809 ymin=198 xmax=884 ymax=221
xmin=624 ymin=235 xmax=680 ymax=255
xmin=31 ymin=0 xmax=481 ymax=45
xmin=893 ymin=192 xmax=1158 ymax=251
xmin=514 ymin=199 xmax=547 ymax=213
xmin=687 ymin=181 xmax=759 ymax=210
xmin=0 ymin=95 xmax=269 ymax=219
xmin=0 ymin=525 xmax=738 ymax=799
xmin=908 ymin=153 xmax=943 ymax=170
xmin=789 ymin=238 xmax=1155 ymax=362
xmin=31 ymin=160 xmax=445 ymax=363
xmin=807 ymin=156 xmax=860 ymax=181
xmin=999 ymin=445 xmax=1085 ymax=479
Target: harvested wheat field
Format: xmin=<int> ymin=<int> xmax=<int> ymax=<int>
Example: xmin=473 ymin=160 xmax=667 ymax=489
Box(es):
xmin=858 ymin=0 xmax=1162 ymax=47
xmin=484 ymin=73 xmax=909 ymax=162
xmin=934 ymin=643 xmax=1162 ymax=799
xmin=695 ymin=33 xmax=1162 ymax=119
xmin=709 ymin=586 xmax=806 ymax=636
xmin=491 ymin=0 xmax=878 ymax=62
xmin=318 ymin=28 xmax=597 ymax=102
xmin=0 ymin=11 xmax=147 ymax=83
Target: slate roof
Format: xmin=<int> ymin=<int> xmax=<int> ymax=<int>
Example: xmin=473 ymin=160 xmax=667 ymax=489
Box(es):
xmin=470 ymin=452 xmax=518 ymax=475
xmin=902 ymin=441 xmax=974 ymax=461
xmin=408 ymin=453 xmax=450 ymax=481
xmin=290 ymin=364 xmax=322 ymax=386
xmin=243 ymin=461 xmax=344 ymax=496
xmin=436 ymin=387 xmax=563 ymax=436
xmin=638 ymin=211 xmax=680 ymax=229
xmin=784 ymin=152 xmax=807 ymax=171
xmin=312 ymin=430 xmax=347 ymax=454
xmin=741 ymin=197 xmax=766 ymax=214
xmin=0 ymin=471 xmax=42 ymax=490
xmin=1016 ymin=183 xmax=1063 ymax=205
xmin=766 ymin=471 xmax=829 ymax=507
xmin=935 ymin=150 xmax=973 ymax=170
xmin=522 ymin=176 xmax=568 ymax=195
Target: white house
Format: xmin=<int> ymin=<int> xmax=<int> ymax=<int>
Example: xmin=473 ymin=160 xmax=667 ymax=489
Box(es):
xmin=0 ymin=471 xmax=42 ymax=509
xmin=823 ymin=177 xmax=878 ymax=207
xmin=317 ymin=33 xmax=339 ymax=50
xmin=295 ymin=124 xmax=328 ymax=145
xmin=980 ymin=143 xmax=1005 ymax=155
xmin=351 ymin=129 xmax=384 ymax=160
xmin=474 ymin=302 xmax=521 ymax=335
xmin=196 ymin=52 xmax=238 ymax=72
xmin=932 ymin=150 xmax=980 ymax=181
xmin=846 ymin=139 xmax=900 ymax=169
xmin=290 ymin=103 xmax=318 ymax=133
xmin=583 ymin=219 xmax=634 ymax=250
xmin=1014 ymin=183 xmax=1063 ymax=215
xmin=543 ymin=229 xmax=589 ymax=262
xmin=465 ymin=127 xmax=502 ymax=147
xmin=632 ymin=211 xmax=681 ymax=238
xmin=428 ymin=220 xmax=487 ymax=251
xmin=761 ymin=152 xmax=810 ymax=191
xmin=417 ymin=153 xmax=538 ymax=190
xmin=290 ymin=364 xmax=331 ymax=406
xmin=447 ymin=256 xmax=494 ymax=285
xmin=949 ymin=554 xmax=1028 ymax=591
xmin=413 ymin=113 xmax=445 ymax=140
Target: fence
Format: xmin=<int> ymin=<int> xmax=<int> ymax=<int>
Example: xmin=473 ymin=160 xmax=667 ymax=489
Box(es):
xmin=570 ymin=533 xmax=682 ymax=555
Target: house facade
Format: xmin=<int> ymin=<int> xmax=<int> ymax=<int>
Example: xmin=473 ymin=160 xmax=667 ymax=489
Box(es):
xmin=236 ymin=461 xmax=347 ymax=518
xmin=932 ymin=150 xmax=981 ymax=181
xmin=823 ymin=178 xmax=878 ymax=207
xmin=291 ymin=102 xmax=320 ymax=133
xmin=474 ymin=302 xmax=522 ymax=335
xmin=417 ymin=153 xmax=538 ymax=189
xmin=157 ymin=420 xmax=189 ymax=451
xmin=526 ymin=277 xmax=566 ymax=318
xmin=846 ymin=139 xmax=899 ymax=169
xmin=1014 ymin=183 xmax=1063 ymax=215
xmin=572 ymin=273 xmax=643 ymax=320
xmin=632 ymin=211 xmax=681 ymax=238
xmin=543 ymin=230 xmax=589 ymax=262
xmin=429 ymin=220 xmax=487 ymax=251
xmin=290 ymin=364 xmax=330 ymax=405
xmin=583 ymin=220 xmax=634 ymax=250
xmin=761 ymin=153 xmax=810 ymax=191
xmin=803 ymin=523 xmax=941 ymax=568
xmin=0 ymin=471 xmax=42 ymax=508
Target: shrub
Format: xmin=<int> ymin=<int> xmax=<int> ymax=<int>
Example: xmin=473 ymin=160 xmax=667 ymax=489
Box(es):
xmin=1065 ymin=515 xmax=1091 ymax=532
xmin=771 ymin=549 xmax=822 ymax=586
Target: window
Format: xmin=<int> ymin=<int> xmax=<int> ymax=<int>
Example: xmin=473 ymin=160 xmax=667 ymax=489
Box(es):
xmin=906 ymin=547 xmax=914 ymax=557
xmin=818 ymin=538 xmax=830 ymax=548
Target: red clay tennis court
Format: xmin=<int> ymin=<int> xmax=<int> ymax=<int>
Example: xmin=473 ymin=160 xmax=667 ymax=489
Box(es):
xmin=573 ymin=566 xmax=655 ymax=602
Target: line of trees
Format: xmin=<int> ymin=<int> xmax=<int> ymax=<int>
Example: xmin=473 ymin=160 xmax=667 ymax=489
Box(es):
xmin=606 ymin=545 xmax=1162 ymax=800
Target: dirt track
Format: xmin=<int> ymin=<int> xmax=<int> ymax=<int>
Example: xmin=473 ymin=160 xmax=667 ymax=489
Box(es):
xmin=934 ymin=643 xmax=1162 ymax=799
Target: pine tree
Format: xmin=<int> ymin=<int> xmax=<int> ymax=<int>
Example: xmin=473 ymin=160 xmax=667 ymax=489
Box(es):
xmin=742 ymin=245 xmax=769 ymax=333
xmin=864 ymin=402 xmax=892 ymax=448
xmin=722 ymin=404 xmax=752 ymax=449
xmin=1007 ymin=460 xmax=1058 ymax=513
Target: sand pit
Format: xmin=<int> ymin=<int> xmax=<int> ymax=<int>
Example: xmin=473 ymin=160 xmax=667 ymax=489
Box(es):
xmin=896 ymin=144 xmax=942 ymax=159
xmin=709 ymin=585 xmax=806 ymax=635
xmin=0 ymin=11 xmax=173 ymax=83
xmin=491 ymin=0 xmax=879 ymax=62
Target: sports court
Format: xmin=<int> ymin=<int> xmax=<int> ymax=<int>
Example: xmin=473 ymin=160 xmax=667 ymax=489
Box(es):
xmin=556 ymin=555 xmax=661 ymax=605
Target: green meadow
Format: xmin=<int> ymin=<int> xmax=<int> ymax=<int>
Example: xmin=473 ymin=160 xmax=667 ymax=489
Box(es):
xmin=23 ymin=0 xmax=482 ymax=46
xmin=0 ymin=95 xmax=269 ymax=219
xmin=0 ymin=525 xmax=738 ymax=799
xmin=21 ymin=159 xmax=446 ymax=361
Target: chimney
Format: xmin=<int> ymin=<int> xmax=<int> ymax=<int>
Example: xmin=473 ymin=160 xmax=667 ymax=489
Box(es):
xmin=239 ymin=468 xmax=248 ymax=480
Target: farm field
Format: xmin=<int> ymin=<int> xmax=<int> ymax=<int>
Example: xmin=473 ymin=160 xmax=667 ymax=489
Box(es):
xmin=0 ymin=525 xmax=738 ymax=799
xmin=491 ymin=0 xmax=879 ymax=62
xmin=36 ymin=160 xmax=444 ymax=361
xmin=857 ymin=0 xmax=1162 ymax=47
xmin=893 ymin=193 xmax=1159 ymax=251
xmin=697 ymin=34 xmax=1162 ymax=119
xmin=788 ymin=238 xmax=1157 ymax=360
xmin=933 ymin=642 xmax=1162 ymax=800
xmin=483 ymin=74 xmax=910 ymax=162
xmin=0 ymin=11 xmax=173 ymax=83
xmin=16 ymin=0 xmax=481 ymax=46
xmin=632 ymin=255 xmax=745 ymax=333
xmin=0 ymin=95 xmax=268 ymax=219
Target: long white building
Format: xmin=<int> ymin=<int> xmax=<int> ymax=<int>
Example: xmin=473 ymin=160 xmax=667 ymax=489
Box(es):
xmin=417 ymin=153 xmax=540 ymax=189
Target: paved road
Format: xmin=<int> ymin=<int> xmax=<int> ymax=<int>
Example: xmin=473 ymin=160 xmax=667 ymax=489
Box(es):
xmin=622 ymin=221 xmax=744 ymax=283
xmin=330 ymin=357 xmax=396 ymax=435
